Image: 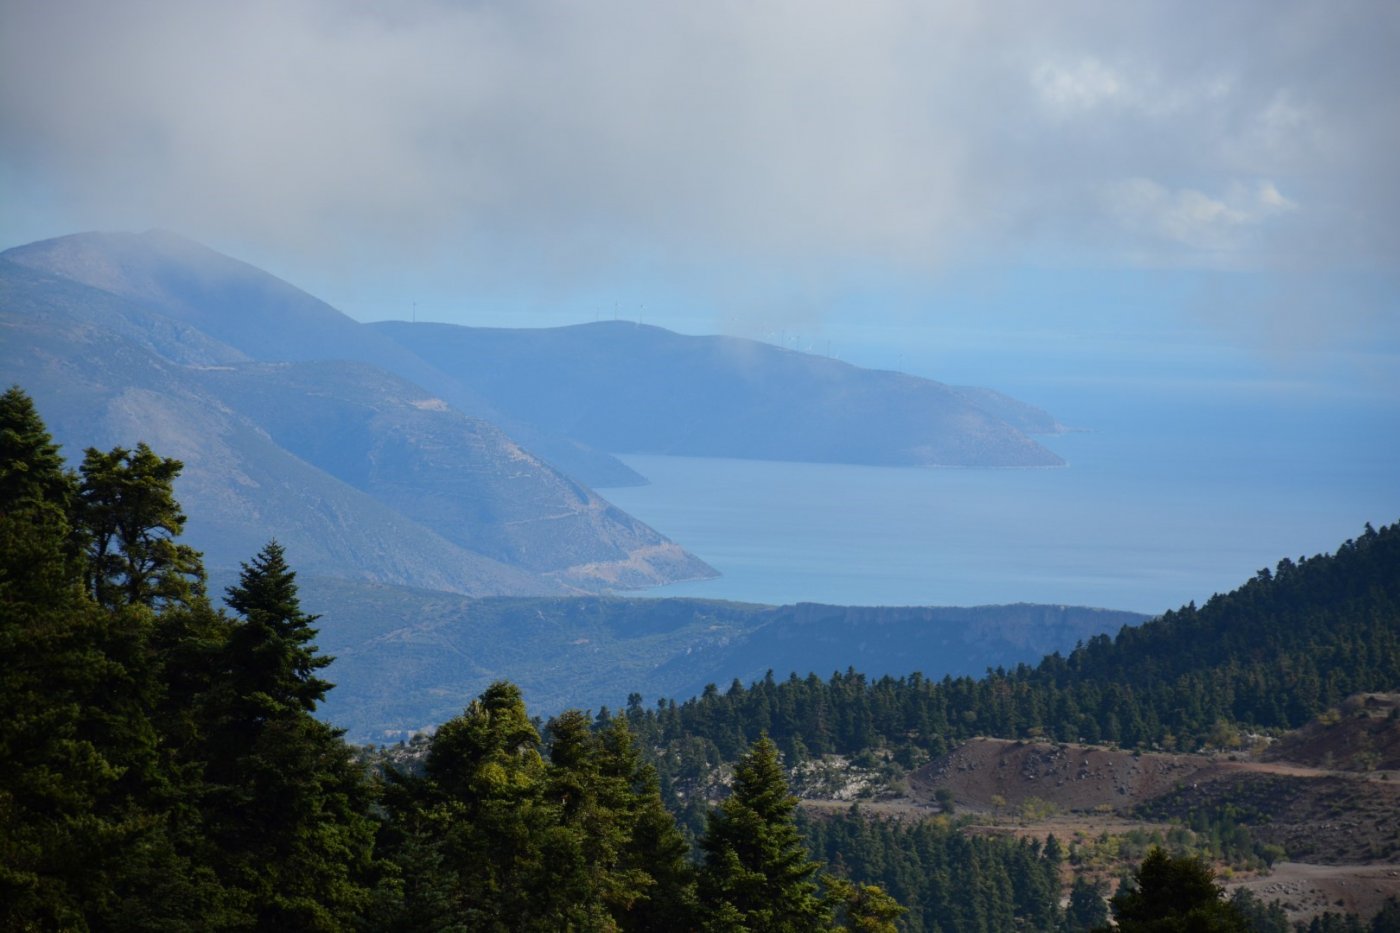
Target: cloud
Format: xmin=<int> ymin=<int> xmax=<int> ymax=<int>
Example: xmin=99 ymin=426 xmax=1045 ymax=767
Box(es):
xmin=1032 ymin=58 xmax=1128 ymax=114
xmin=1102 ymin=177 xmax=1297 ymax=256
xmin=0 ymin=0 xmax=1396 ymax=310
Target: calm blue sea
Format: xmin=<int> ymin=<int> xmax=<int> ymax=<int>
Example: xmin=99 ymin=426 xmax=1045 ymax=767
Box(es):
xmin=602 ymin=382 xmax=1399 ymax=616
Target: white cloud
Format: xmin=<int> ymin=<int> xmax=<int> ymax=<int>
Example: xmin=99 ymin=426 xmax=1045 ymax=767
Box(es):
xmin=1032 ymin=58 xmax=1127 ymax=114
xmin=0 ymin=0 xmax=1395 ymax=304
xmin=1103 ymin=177 xmax=1298 ymax=254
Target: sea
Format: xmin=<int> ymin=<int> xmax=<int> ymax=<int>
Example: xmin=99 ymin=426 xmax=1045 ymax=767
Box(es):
xmin=601 ymin=366 xmax=1400 ymax=616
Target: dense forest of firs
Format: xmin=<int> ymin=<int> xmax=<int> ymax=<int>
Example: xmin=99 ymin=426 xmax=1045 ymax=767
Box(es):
xmin=628 ymin=518 xmax=1400 ymax=792
xmin=4 ymin=385 xmax=1399 ymax=931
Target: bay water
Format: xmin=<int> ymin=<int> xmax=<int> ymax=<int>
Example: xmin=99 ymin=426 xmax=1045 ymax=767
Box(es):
xmin=602 ymin=387 xmax=1399 ymax=616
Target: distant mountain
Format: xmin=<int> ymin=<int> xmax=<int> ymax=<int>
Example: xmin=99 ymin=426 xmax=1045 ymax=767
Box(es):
xmin=0 ymin=247 xmax=712 ymax=593
xmin=191 ymin=360 xmax=702 ymax=585
xmin=950 ymin=385 xmax=1067 ymax=436
xmin=2 ymin=228 xmax=1070 ymax=595
xmin=372 ymin=320 xmax=1066 ymax=468
xmin=281 ymin=575 xmax=1145 ymax=740
xmin=2 ymin=230 xmax=643 ymax=487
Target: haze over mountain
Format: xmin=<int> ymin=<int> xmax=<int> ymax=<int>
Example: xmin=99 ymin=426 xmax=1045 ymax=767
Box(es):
xmin=281 ymin=580 xmax=1146 ymax=741
xmin=2 ymin=230 xmax=1069 ymax=597
xmin=0 ymin=237 xmax=712 ymax=593
xmin=2 ymin=229 xmax=645 ymax=487
xmin=372 ymin=320 xmax=1065 ymax=468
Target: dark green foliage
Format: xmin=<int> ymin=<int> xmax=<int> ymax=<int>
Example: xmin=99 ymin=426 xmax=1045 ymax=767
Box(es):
xmin=1 ymin=393 xmax=386 ymax=929
xmin=1302 ymin=913 xmax=1368 ymax=933
xmin=803 ymin=808 xmax=1063 ymax=933
xmin=77 ymin=442 xmax=205 ymax=609
xmin=0 ymin=390 xmax=217 ymax=928
xmin=0 ymin=385 xmax=77 ymax=594
xmin=221 ymin=541 xmax=333 ymax=715
xmin=1372 ymin=896 xmax=1400 ymax=933
xmin=1227 ymin=888 xmax=1290 ymax=933
xmin=1106 ymin=848 xmax=1250 ymax=932
xmin=622 ymin=523 xmax=1400 ymax=786
xmin=699 ymin=737 xmax=829 ymax=931
xmin=4 ymin=389 xmax=1396 ymax=932
xmin=189 ymin=541 xmax=381 ymax=928
xmin=380 ymin=682 xmax=704 ymax=931
xmin=823 ymin=875 xmax=905 ymax=933
xmin=1132 ymin=799 xmax=1283 ymax=870
xmin=0 ymin=385 xmax=71 ymax=507
xmin=1065 ymin=876 xmax=1110 ymax=931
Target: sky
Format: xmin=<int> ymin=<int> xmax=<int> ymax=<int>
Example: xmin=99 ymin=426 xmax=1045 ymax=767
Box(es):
xmin=2 ymin=0 xmax=1398 ymax=404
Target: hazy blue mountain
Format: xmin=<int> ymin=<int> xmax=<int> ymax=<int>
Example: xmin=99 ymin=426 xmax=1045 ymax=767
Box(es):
xmin=2 ymin=230 xmax=644 ymax=487
xmin=6 ymin=231 xmax=1067 ymax=477
xmin=950 ymin=385 xmax=1068 ymax=436
xmin=0 ymin=252 xmax=711 ymax=592
xmin=283 ymin=574 xmax=1146 ymax=740
xmin=3 ymin=229 xmax=1070 ymax=599
xmin=191 ymin=360 xmax=711 ymax=586
xmin=372 ymin=320 xmax=1066 ymax=468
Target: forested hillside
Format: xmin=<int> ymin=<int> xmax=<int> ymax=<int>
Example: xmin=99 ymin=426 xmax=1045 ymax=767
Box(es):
xmin=1 ymin=387 xmax=914 ymax=930
xmin=5 ymin=386 xmax=1397 ymax=930
xmin=622 ymin=524 xmax=1400 ymax=783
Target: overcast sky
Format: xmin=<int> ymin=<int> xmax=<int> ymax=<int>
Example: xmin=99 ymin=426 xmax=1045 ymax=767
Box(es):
xmin=2 ymin=0 xmax=1397 ymax=393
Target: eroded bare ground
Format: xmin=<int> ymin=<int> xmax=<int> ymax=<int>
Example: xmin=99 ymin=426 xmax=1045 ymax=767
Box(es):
xmin=1232 ymin=863 xmax=1400 ymax=925
xmin=795 ymin=701 xmax=1400 ymax=926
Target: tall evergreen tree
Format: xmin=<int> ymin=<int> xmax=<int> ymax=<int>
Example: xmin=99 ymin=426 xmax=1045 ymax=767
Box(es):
xmin=1064 ymin=876 xmax=1110 ymax=931
xmin=76 ymin=443 xmax=204 ymax=610
xmin=699 ymin=737 xmax=829 ymax=932
xmin=0 ymin=389 xmax=216 ymax=929
xmin=221 ymin=540 xmax=332 ymax=715
xmin=0 ymin=387 xmax=100 ymax=927
xmin=1104 ymin=848 xmax=1250 ymax=933
xmin=0 ymin=386 xmax=78 ymax=601
xmin=402 ymin=681 xmax=554 ymax=931
xmin=195 ymin=541 xmax=380 ymax=929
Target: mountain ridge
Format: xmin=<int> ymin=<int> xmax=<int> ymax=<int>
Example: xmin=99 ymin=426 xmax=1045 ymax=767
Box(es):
xmin=3 ymin=228 xmax=1072 ymax=600
xmin=372 ymin=318 xmax=1066 ymax=468
xmin=0 ymin=239 xmax=713 ymax=593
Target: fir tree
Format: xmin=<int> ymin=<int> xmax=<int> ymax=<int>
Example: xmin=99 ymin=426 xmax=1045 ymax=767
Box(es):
xmin=1064 ymin=876 xmax=1109 ymax=931
xmin=222 ymin=540 xmax=332 ymax=715
xmin=404 ymin=681 xmax=554 ymax=931
xmin=0 ymin=389 xmax=214 ymax=929
xmin=76 ymin=443 xmax=205 ymax=610
xmin=699 ymin=736 xmax=829 ymax=932
xmin=195 ymin=540 xmax=380 ymax=929
xmin=1104 ymin=848 xmax=1250 ymax=932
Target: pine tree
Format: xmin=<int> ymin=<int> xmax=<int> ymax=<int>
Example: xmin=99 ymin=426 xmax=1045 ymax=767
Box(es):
xmin=699 ymin=736 xmax=829 ymax=932
xmin=1105 ymin=848 xmax=1250 ymax=932
xmin=399 ymin=681 xmax=553 ymax=931
xmin=0 ymin=389 xmax=215 ymax=928
xmin=195 ymin=541 xmax=380 ymax=929
xmin=76 ymin=443 xmax=205 ymax=610
xmin=222 ymin=540 xmax=332 ymax=715
xmin=1064 ymin=876 xmax=1109 ymax=931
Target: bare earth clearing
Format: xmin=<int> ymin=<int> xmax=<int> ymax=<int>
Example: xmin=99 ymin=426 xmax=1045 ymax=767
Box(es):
xmin=796 ymin=695 xmax=1400 ymax=924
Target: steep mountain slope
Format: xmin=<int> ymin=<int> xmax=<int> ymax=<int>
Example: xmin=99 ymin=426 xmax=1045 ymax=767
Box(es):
xmin=2 ymin=230 xmax=643 ymax=486
xmin=372 ymin=320 xmax=1066 ymax=468
xmin=0 ymin=253 xmax=711 ymax=592
xmin=6 ymin=231 xmax=1069 ymax=475
xmin=0 ymin=263 xmax=559 ymax=592
xmin=192 ymin=360 xmax=711 ymax=585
